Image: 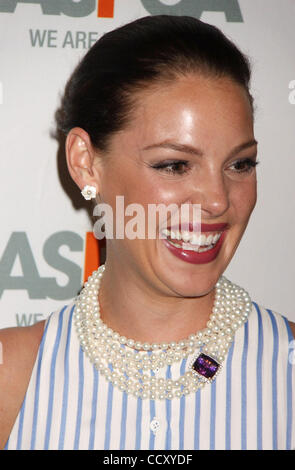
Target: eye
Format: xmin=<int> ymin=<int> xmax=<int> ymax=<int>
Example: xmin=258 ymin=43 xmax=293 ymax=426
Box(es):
xmin=151 ymin=160 xmax=190 ymax=175
xmin=228 ymin=158 xmax=259 ymax=173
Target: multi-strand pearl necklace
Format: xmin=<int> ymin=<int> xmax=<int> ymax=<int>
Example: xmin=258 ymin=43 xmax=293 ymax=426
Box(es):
xmin=74 ymin=264 xmax=252 ymax=400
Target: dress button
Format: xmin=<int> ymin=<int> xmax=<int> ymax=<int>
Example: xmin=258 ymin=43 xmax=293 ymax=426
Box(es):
xmin=150 ymin=417 xmax=160 ymax=434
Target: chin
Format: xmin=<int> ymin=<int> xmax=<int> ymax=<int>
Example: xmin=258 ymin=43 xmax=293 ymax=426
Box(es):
xmin=156 ymin=265 xmax=220 ymax=298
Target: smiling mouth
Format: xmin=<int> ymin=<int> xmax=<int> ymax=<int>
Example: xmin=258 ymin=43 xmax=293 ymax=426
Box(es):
xmin=160 ymin=228 xmax=223 ymax=253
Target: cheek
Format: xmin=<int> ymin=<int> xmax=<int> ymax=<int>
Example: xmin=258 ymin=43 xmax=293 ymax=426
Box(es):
xmin=124 ymin=173 xmax=185 ymax=206
xmin=231 ymin=178 xmax=257 ymax=222
xmin=149 ymin=185 xmax=184 ymax=205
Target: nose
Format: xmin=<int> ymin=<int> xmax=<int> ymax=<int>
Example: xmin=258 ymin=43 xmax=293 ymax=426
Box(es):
xmin=190 ymin=170 xmax=230 ymax=218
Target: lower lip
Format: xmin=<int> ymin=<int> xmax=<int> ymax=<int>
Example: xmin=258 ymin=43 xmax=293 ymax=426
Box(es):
xmin=162 ymin=231 xmax=227 ymax=264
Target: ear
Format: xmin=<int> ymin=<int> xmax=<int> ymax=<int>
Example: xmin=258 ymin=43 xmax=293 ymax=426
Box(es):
xmin=65 ymin=127 xmax=102 ymax=198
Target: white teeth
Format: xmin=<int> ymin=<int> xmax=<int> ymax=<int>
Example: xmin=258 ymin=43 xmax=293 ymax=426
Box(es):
xmin=161 ymin=229 xmax=170 ymax=237
xmin=198 ymin=245 xmax=214 ymax=253
xmin=169 ymin=240 xmax=215 ymax=252
xmin=206 ymin=234 xmax=213 ymax=245
xmin=161 ymin=229 xmax=222 ymax=246
xmin=191 ymin=233 xmax=200 ymax=245
xmin=213 ymin=234 xmax=221 ymax=243
xmin=200 ymin=234 xmax=206 ymax=246
xmin=181 ymin=231 xmax=191 ymax=242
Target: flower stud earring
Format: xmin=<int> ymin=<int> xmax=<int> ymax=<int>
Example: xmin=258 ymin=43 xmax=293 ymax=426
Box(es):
xmin=81 ymin=185 xmax=97 ymax=200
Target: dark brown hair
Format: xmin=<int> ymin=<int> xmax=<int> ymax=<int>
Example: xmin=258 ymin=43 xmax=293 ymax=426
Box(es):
xmin=57 ymin=15 xmax=253 ymax=151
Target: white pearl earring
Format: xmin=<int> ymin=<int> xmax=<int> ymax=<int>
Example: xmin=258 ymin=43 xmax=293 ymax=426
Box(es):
xmin=81 ymin=185 xmax=97 ymax=200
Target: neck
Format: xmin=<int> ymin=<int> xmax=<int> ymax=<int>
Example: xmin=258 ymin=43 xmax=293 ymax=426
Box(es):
xmin=98 ymin=260 xmax=215 ymax=344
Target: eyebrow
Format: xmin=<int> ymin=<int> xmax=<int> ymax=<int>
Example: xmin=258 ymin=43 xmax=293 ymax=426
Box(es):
xmin=142 ymin=139 xmax=258 ymax=158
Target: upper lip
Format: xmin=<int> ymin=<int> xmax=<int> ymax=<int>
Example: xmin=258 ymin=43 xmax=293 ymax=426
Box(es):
xmin=166 ymin=222 xmax=229 ymax=232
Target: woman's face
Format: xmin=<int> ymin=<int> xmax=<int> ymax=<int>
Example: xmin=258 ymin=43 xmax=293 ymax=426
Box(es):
xmin=95 ymin=74 xmax=257 ymax=297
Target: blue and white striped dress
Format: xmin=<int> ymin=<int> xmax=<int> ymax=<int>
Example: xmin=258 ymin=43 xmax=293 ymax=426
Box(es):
xmin=4 ymin=300 xmax=295 ymax=450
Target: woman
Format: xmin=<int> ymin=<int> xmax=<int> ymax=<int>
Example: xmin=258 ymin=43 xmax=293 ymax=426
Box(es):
xmin=1 ymin=15 xmax=294 ymax=450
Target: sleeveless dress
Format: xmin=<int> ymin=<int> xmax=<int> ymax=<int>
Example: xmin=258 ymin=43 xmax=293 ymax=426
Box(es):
xmin=4 ymin=300 xmax=295 ymax=450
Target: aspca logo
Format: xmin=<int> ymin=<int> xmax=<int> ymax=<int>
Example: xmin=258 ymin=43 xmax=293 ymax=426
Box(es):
xmin=0 ymin=0 xmax=244 ymax=22
xmin=0 ymin=231 xmax=101 ymax=300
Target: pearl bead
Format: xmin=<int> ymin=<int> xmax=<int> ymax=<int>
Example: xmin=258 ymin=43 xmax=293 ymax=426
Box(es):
xmin=74 ymin=265 xmax=251 ymax=400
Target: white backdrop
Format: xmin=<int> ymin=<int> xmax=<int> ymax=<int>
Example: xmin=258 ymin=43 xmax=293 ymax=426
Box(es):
xmin=0 ymin=0 xmax=294 ymax=328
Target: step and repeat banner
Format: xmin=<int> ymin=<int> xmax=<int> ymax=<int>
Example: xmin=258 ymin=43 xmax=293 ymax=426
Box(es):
xmin=0 ymin=0 xmax=295 ymax=328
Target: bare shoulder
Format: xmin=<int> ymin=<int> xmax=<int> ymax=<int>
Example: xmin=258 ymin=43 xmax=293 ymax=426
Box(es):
xmin=289 ymin=321 xmax=295 ymax=339
xmin=0 ymin=320 xmax=45 ymax=449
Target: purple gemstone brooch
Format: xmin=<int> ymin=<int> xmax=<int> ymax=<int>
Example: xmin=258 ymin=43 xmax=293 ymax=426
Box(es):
xmin=190 ymin=352 xmax=221 ymax=383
